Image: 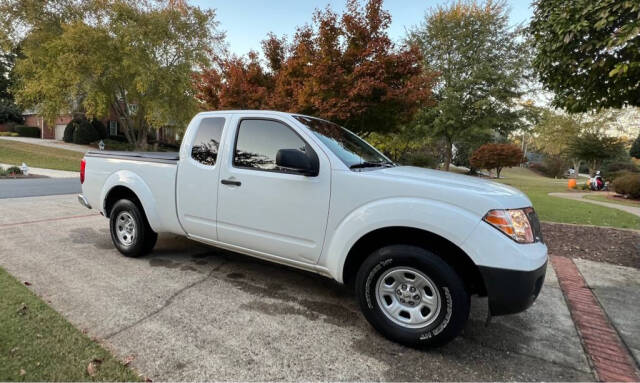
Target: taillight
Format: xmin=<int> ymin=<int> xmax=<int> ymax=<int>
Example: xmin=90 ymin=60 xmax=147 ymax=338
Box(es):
xmin=80 ymin=158 xmax=86 ymax=184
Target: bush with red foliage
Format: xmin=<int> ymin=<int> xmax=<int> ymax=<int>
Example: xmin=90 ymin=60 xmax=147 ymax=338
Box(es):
xmin=470 ymin=143 xmax=524 ymax=178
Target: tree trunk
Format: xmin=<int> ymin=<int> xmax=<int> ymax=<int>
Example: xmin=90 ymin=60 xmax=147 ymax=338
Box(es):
xmin=443 ymin=138 xmax=453 ymax=171
xmin=571 ymin=159 xmax=581 ymax=179
xmin=588 ymin=160 xmax=597 ymax=177
xmin=496 ymin=167 xmax=502 ymax=179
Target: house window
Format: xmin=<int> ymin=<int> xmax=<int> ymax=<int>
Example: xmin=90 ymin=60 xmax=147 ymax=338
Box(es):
xmin=109 ymin=120 xmax=117 ymax=136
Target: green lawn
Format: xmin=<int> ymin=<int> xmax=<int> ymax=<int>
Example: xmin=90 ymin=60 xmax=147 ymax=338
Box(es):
xmin=496 ymin=167 xmax=640 ymax=230
xmin=583 ymin=194 xmax=640 ymax=208
xmin=0 ymin=267 xmax=140 ymax=381
xmin=0 ymin=140 xmax=83 ymax=172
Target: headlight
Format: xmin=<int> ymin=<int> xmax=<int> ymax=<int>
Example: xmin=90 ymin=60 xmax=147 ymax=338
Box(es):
xmin=483 ymin=209 xmax=535 ymax=243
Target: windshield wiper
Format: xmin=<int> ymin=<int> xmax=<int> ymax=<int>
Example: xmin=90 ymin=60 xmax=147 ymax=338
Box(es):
xmin=349 ymin=161 xmax=394 ymax=170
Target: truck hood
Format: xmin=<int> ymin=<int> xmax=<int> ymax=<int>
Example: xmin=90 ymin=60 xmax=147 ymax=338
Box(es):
xmin=373 ymin=166 xmax=531 ymax=209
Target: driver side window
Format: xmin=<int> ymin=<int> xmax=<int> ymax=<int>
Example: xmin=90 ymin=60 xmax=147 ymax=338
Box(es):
xmin=233 ymin=119 xmax=309 ymax=173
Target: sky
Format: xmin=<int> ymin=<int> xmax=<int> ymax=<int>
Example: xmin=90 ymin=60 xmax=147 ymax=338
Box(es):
xmin=191 ymin=0 xmax=535 ymax=57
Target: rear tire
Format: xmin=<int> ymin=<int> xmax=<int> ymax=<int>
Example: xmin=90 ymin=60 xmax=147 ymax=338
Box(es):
xmin=109 ymin=199 xmax=157 ymax=257
xmin=355 ymin=244 xmax=469 ymax=348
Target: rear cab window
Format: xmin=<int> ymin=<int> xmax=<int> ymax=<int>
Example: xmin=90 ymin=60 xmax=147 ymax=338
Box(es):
xmin=191 ymin=117 xmax=225 ymax=166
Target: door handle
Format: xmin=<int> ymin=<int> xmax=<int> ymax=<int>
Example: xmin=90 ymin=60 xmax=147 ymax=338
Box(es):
xmin=221 ymin=179 xmax=241 ymax=187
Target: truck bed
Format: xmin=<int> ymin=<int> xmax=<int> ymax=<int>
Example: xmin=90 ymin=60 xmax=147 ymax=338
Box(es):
xmin=85 ymin=150 xmax=179 ymax=164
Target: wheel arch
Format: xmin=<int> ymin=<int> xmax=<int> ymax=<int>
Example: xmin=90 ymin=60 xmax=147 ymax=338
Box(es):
xmin=104 ymin=185 xmax=143 ymax=218
xmin=342 ymin=226 xmax=486 ymax=296
xmin=100 ymin=170 xmax=161 ymax=232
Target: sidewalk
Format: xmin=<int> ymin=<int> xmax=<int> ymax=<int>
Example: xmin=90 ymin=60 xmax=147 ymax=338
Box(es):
xmin=0 ymin=163 xmax=79 ymax=178
xmin=0 ymin=136 xmax=91 ymax=153
xmin=549 ymin=192 xmax=640 ymax=218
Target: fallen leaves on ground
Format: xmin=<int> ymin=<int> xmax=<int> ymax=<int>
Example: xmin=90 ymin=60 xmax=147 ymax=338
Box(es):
xmin=87 ymin=358 xmax=103 ymax=377
xmin=123 ymin=355 xmax=135 ymax=366
xmin=16 ymin=303 xmax=27 ymax=315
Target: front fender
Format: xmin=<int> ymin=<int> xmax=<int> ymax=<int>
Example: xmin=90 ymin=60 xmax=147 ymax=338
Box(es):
xmin=100 ymin=170 xmax=162 ymax=232
xmin=321 ymin=198 xmax=482 ymax=283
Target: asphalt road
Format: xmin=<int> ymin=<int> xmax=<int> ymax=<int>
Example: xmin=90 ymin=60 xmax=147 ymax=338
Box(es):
xmin=0 ymin=178 xmax=81 ymax=199
xmin=0 ymin=194 xmax=597 ymax=381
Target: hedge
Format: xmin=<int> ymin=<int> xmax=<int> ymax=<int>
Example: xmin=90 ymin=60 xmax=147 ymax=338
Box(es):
xmin=613 ymin=173 xmax=640 ymax=199
xmin=14 ymin=125 xmax=41 ymax=138
xmin=63 ymin=119 xmax=78 ymax=143
xmin=91 ymin=118 xmax=107 ymax=139
xmin=72 ymin=118 xmax=99 ymax=144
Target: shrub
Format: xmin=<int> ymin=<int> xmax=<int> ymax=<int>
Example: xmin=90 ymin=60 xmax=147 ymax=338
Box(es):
xmin=630 ymin=134 xmax=640 ymax=159
xmin=63 ymin=119 xmax=78 ymax=143
xmin=542 ymin=156 xmax=568 ymax=178
xmin=470 ymin=143 xmax=524 ymax=178
xmin=6 ymin=166 xmax=22 ymax=174
xmin=403 ymin=151 xmax=437 ymax=168
xmin=0 ymin=166 xmax=23 ymax=176
xmin=72 ymin=118 xmax=99 ymax=144
xmin=602 ymin=161 xmax=639 ymax=180
xmin=90 ymin=118 xmax=107 ymax=139
xmin=613 ymin=173 xmax=640 ymax=199
xmin=14 ymin=125 xmax=41 ymax=138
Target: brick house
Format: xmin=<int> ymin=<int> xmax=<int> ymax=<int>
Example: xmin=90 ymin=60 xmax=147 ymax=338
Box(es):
xmin=22 ymin=110 xmax=73 ymax=139
xmin=4 ymin=106 xmax=181 ymax=143
xmin=17 ymin=108 xmax=124 ymax=140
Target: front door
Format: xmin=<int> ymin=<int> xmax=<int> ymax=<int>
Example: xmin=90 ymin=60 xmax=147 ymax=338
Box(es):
xmin=176 ymin=115 xmax=228 ymax=241
xmin=217 ymin=116 xmax=331 ymax=264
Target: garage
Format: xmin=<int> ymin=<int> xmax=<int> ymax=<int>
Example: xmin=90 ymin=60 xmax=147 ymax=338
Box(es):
xmin=54 ymin=124 xmax=66 ymax=140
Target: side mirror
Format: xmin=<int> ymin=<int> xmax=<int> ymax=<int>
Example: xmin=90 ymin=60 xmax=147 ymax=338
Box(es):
xmin=276 ymin=149 xmax=318 ymax=176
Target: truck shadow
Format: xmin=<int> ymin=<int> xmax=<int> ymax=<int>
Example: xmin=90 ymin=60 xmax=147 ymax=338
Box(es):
xmin=86 ymin=232 xmax=588 ymax=380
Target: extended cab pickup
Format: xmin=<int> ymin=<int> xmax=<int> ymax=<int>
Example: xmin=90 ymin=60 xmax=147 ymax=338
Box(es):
xmin=79 ymin=110 xmax=547 ymax=347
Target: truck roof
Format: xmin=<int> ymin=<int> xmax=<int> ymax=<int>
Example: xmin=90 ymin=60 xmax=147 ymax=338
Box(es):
xmin=196 ymin=110 xmax=295 ymax=117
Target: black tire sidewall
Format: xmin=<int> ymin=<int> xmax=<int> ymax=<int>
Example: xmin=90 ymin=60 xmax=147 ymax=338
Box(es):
xmin=109 ymin=199 xmax=150 ymax=257
xmin=356 ymin=245 xmax=469 ymax=348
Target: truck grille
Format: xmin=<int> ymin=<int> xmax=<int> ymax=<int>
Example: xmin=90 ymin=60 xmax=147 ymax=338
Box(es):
xmin=524 ymin=207 xmax=543 ymax=243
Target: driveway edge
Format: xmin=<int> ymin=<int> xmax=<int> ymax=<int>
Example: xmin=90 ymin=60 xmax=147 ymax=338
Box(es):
xmin=551 ymin=255 xmax=640 ymax=382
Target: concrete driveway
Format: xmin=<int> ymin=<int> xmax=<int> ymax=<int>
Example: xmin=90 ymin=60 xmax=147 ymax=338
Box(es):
xmin=0 ymin=194 xmax=603 ymax=381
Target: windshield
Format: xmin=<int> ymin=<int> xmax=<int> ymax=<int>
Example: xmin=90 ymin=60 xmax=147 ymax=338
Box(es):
xmin=293 ymin=115 xmax=394 ymax=170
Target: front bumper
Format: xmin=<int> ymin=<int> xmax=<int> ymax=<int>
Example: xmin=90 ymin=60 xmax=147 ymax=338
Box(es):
xmin=479 ymin=261 xmax=547 ymax=316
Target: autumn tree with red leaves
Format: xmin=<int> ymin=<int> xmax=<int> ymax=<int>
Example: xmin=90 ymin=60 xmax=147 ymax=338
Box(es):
xmin=194 ymin=0 xmax=435 ymax=136
xmin=470 ymin=143 xmax=524 ymax=178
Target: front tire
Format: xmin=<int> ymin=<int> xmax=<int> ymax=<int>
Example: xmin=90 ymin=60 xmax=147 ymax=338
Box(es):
xmin=109 ymin=199 xmax=157 ymax=257
xmin=355 ymin=245 xmax=469 ymax=348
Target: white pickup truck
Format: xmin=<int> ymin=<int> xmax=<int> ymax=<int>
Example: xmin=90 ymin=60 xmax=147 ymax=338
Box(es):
xmin=79 ymin=110 xmax=547 ymax=347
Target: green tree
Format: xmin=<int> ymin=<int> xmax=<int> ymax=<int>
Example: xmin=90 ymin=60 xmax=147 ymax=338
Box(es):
xmin=568 ymin=132 xmax=625 ymax=176
xmin=0 ymin=49 xmax=22 ymax=124
xmin=0 ymin=50 xmax=14 ymax=100
xmin=410 ymin=0 xmax=529 ymax=170
xmin=2 ymin=0 xmax=223 ymax=149
xmin=533 ymin=110 xmax=584 ymax=178
xmin=529 ymin=0 xmax=640 ymax=112
xmin=0 ymin=99 xmax=23 ymax=124
xmin=630 ymin=135 xmax=640 ymax=159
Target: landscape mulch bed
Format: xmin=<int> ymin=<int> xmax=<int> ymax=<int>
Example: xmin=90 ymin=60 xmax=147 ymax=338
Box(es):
xmin=542 ymin=222 xmax=640 ymax=269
